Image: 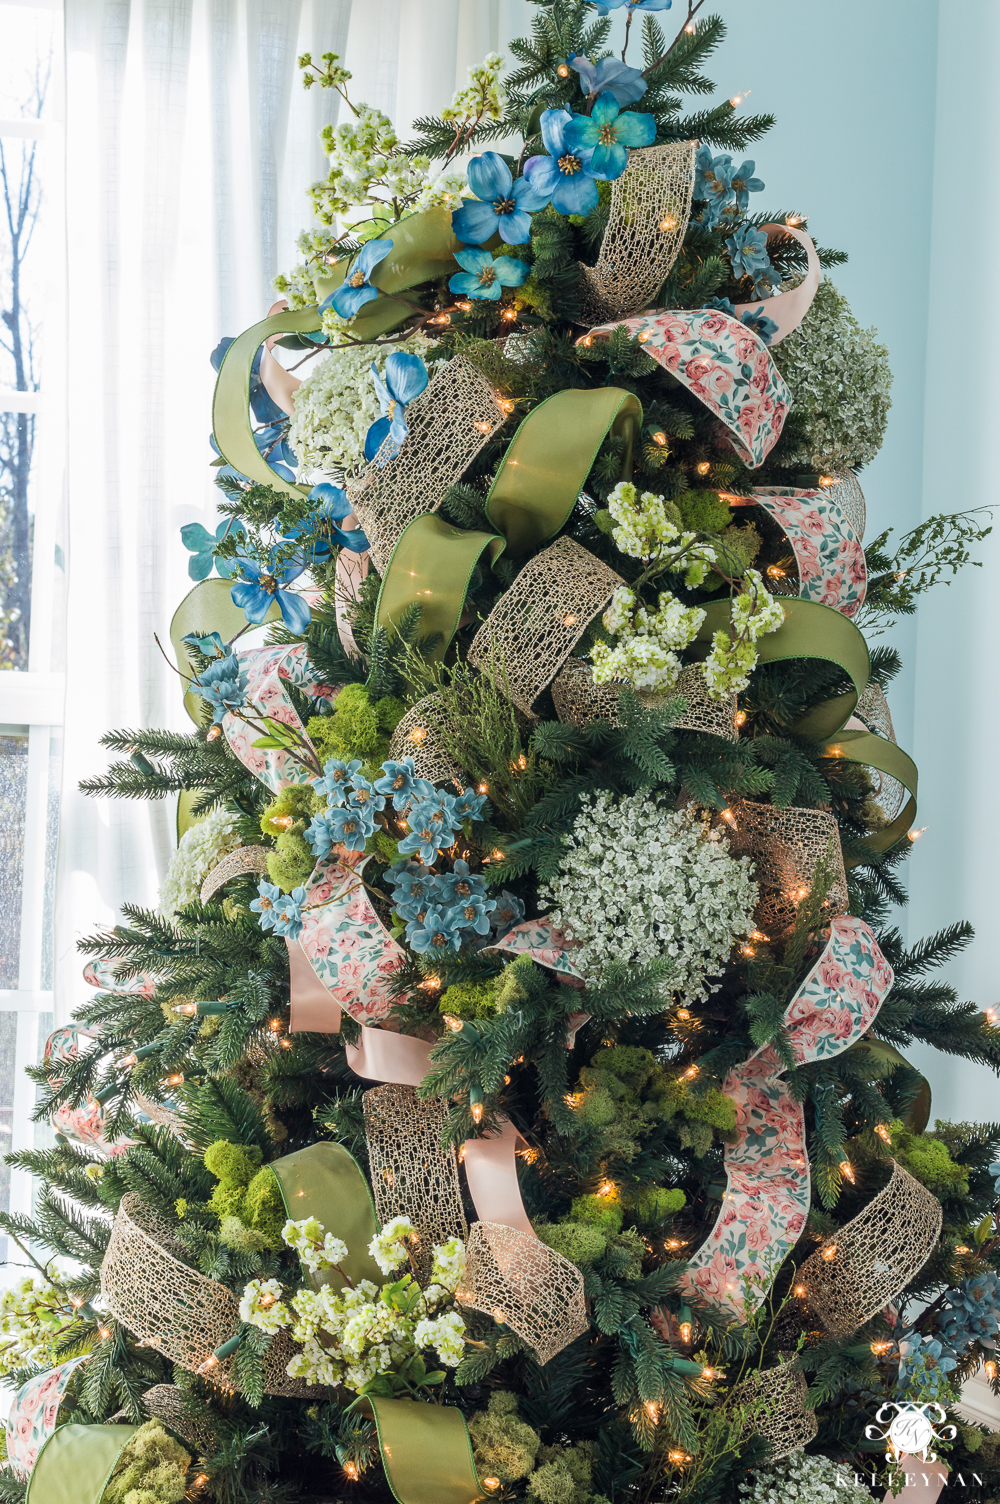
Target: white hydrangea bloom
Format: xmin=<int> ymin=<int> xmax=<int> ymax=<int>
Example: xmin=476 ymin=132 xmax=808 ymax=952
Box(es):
xmin=592 ymin=588 xmax=705 ymax=694
xmin=286 ymin=334 xmax=442 ymax=476
xmin=158 ymin=806 xmax=240 ymax=918
xmin=738 ymin=1449 xmax=875 ymax=1504
xmin=429 ymin=1237 xmax=466 ymax=1294
xmin=368 ymin=1215 xmax=414 ymax=1275
xmin=539 ymin=791 xmax=758 ymax=1005
xmin=413 ymin=1310 xmax=466 ymax=1366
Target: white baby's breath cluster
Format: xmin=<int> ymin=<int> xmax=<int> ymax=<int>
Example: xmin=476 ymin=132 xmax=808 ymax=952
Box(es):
xmin=738 ymin=1451 xmax=875 ymax=1504
xmin=702 ymin=569 xmax=785 ymax=697
xmin=158 ymin=806 xmax=240 ymax=918
xmin=441 ymin=52 xmax=506 ymax=129
xmin=241 ymin=1216 xmax=467 ymax=1395
xmin=286 ymin=333 xmax=442 ymax=476
xmin=540 ymin=791 xmax=758 ymax=1005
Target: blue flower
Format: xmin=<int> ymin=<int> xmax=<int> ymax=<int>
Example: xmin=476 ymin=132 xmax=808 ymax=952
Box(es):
xmin=306 ymin=803 xmax=375 ymax=857
xmin=406 ymin=906 xmax=464 ymax=956
xmin=434 ymin=860 xmax=486 ymax=906
xmin=230 ymin=553 xmax=310 ymax=634
xmin=453 ymin=787 xmax=489 ymax=823
xmin=211 ymin=339 xmax=286 ymax=425
xmin=731 ymin=159 xmax=764 ymax=211
xmin=593 ymin=0 xmax=672 ymax=14
xmin=738 ymin=305 xmax=779 ymax=345
xmin=191 ymin=650 xmax=248 ymax=724
xmin=704 ymin=296 xmax=736 ymax=317
xmin=491 ymin=891 xmax=525 ymax=933
xmin=313 ymin=758 xmax=364 ymax=807
xmin=347 ymin=776 xmax=386 ymax=817
xmin=451 ymin=152 xmax=548 ymax=247
xmin=282 ymin=484 xmax=369 ymax=558
xmin=524 ymin=109 xmax=605 ymax=216
xmin=180 ymin=518 xmax=247 ymax=581
xmin=364 ymin=352 xmax=430 ymax=463
xmin=321 ymin=237 xmax=394 ymax=321
xmin=725 ymin=225 xmax=772 ymax=280
xmin=271 ymin=886 xmax=308 ymax=941
xmin=398 ymin=792 xmax=463 ymax=864
xmin=182 ymin=630 xmax=229 ymax=659
xmin=567 ymin=52 xmax=647 ymax=107
xmin=210 ymin=424 xmax=298 ymax=486
xmin=448 ymin=247 xmax=530 ymax=304
xmin=990 ymin=1160 xmax=1000 ymax=1193
xmin=373 ymin=758 xmax=419 ymax=801
xmin=445 ymin=892 xmax=496 ymax=937
xmin=563 ymin=93 xmax=656 ymax=181
xmin=250 ymin=881 xmax=285 ymax=931
xmin=385 ymin=862 xmax=441 ymax=920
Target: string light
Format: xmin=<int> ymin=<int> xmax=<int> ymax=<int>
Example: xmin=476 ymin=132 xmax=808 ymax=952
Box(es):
xmin=483 ymin=1478 xmax=501 ymax=1493
xmin=986 ymin=1361 xmax=998 ymax=1381
xmin=580 ymin=334 xmax=593 ymax=347
xmin=740 ymin=941 xmax=756 ymax=957
xmin=645 ymin=1401 xmax=660 ymax=1421
xmin=430 ymin=312 xmax=452 ymax=325
xmin=637 ymin=330 xmax=651 ymax=343
xmin=794 ymin=1284 xmax=806 ymax=1297
xmin=871 ymin=1341 xmax=893 ymax=1356
xmin=206 ymin=725 xmax=222 ymax=742
xmin=684 ymin=20 xmax=695 ymax=31
xmin=702 ymin=1367 xmax=720 ymax=1380
xmin=269 ymin=1019 xmax=282 ymax=1031
xmin=99 ymin=1327 xmax=111 ymax=1341
xmin=164 ymin=1072 xmax=184 ymax=1087
xmin=875 ymin=1123 xmax=892 ymax=1144
xmin=197 ymin=1354 xmax=219 ymax=1374
xmin=766 ymin=564 xmax=785 ymax=579
xmin=987 ymin=1007 xmax=1000 ymax=1026
xmin=419 ymin=975 xmax=441 ymax=991
xmin=821 ymin=1243 xmax=838 ymax=1261
xmin=954 ymin=1245 xmax=971 ymax=1255
xmin=683 ymin=1065 xmax=698 ymax=1080
xmin=556 ymin=62 xmax=570 ymax=78
xmin=492 ymin=1307 xmax=507 ymax=1324
xmin=651 ymin=431 xmax=668 ymax=446
xmin=659 ymin=214 xmax=678 ymax=232
xmin=343 ymin=1462 xmax=360 ymax=1481
xmin=598 ymin=1180 xmax=616 ymax=1197
xmin=895 ymin=569 xmax=908 ymax=582
xmin=476 ymin=781 xmax=489 ymax=794
xmin=271 ymin=814 xmax=294 ymax=830
xmin=409 ymin=725 xmax=428 ymax=745
xmin=734 ymin=710 xmax=747 ymax=728
xmin=194 ymin=1476 xmax=209 ymax=1489
xmin=695 ymin=460 xmax=711 ymax=475
xmin=676 ymin=1008 xmax=690 ymax=1020
xmin=669 ymin=1450 xmax=690 ymax=1465
xmin=501 ymin=307 xmax=518 ymax=321
xmin=750 ymin=930 xmax=769 ymax=943
xmin=818 ymin=474 xmax=835 ymax=487
xmin=456 ymin=300 xmax=472 ymax=312
xmin=474 ymin=420 xmax=492 ymax=433
xmin=785 ymin=213 xmax=805 ymax=227
xmin=840 ymin=1160 xmax=855 ymax=1183
xmin=562 ymin=613 xmax=578 ymax=627
xmin=443 ymin=1015 xmax=464 ymax=1033
xmin=666 ymin=1238 xmax=684 ymax=1250
xmin=729 ymin=89 xmax=751 ymax=108
xmin=719 ymin=808 xmax=736 ymax=825
xmin=907 ymin=826 xmax=927 ymax=842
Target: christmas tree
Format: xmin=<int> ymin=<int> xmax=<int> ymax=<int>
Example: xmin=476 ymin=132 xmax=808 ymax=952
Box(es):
xmin=4 ymin=6 xmax=1000 ymax=1503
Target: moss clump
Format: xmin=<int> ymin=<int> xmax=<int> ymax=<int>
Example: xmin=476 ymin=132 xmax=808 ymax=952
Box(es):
xmin=675 ymin=489 xmax=731 ymax=535
xmin=260 ymin=783 xmax=322 ymax=893
xmin=527 ymin=1442 xmax=608 ymax=1504
xmin=468 ymin=1390 xmax=541 ymax=1483
xmin=103 ymin=1420 xmax=190 ymax=1504
xmin=890 ymin=1121 xmax=970 ymax=1195
xmin=203 ymin=1140 xmax=285 ymax=1249
xmin=439 ymin=978 xmax=498 ymax=1021
xmin=306 ymin=683 xmax=405 ymax=770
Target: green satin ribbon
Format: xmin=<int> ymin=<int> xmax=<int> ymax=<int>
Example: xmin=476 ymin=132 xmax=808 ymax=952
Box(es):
xmin=844 ymin=1038 xmax=932 ymax=1133
xmin=362 ymin=1396 xmax=483 ymax=1504
xmin=818 ymin=728 xmax=918 ymax=852
xmin=269 ymin=1142 xmax=383 ymax=1292
xmin=26 ymin=1423 xmax=138 ymax=1504
xmin=170 ymin=577 xmax=279 ymax=725
xmin=375 ymin=387 xmax=642 ymax=653
xmin=694 ymin=596 xmax=871 ymax=741
xmin=314 ymin=207 xmax=464 ymax=342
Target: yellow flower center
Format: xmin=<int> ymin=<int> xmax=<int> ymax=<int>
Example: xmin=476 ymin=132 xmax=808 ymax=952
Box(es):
xmin=478 ymin=265 xmax=497 ymax=286
xmin=433 ymin=933 xmax=447 ymax=947
xmin=343 ymin=820 xmax=357 ymax=835
xmin=493 ymin=196 xmax=516 ymax=214
xmin=260 ymin=574 xmax=277 ymax=594
xmin=598 ymin=124 xmax=618 ymax=145
xmin=348 ymin=270 xmax=366 ymax=287
xmin=558 ymin=153 xmax=582 ymax=176
xmin=464 ymin=906 xmax=476 ymax=921
xmin=259 ymin=897 xmax=273 ymax=909
xmin=455 ymin=881 xmax=471 ymax=898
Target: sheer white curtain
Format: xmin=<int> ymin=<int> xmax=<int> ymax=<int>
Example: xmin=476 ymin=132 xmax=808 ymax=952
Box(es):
xmin=54 ymin=0 xmax=530 ymax=1021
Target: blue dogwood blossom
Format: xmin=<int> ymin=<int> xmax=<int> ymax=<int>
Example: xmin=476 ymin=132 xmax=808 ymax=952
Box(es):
xmin=398 ymin=792 xmax=463 ymax=864
xmin=385 ymin=861 xmax=439 ymax=920
xmin=433 ymin=860 xmax=485 ymax=906
xmin=210 ymin=424 xmax=298 ymax=486
xmin=452 ymin=152 xmax=547 ymax=246
xmin=364 ymin=352 xmax=430 ymax=462
xmin=448 ymin=247 xmax=530 ymax=303
xmin=346 ymin=776 xmax=386 ymax=817
xmin=731 ymin=159 xmax=765 ymax=211
xmin=191 ymin=649 xmax=248 ymax=724
xmin=182 ymin=630 xmax=228 ymax=659
xmin=593 ymin=0 xmax=671 ymax=13
xmin=452 ymin=787 xmax=489 ymax=823
xmin=180 ymin=518 xmax=246 ymax=581
xmin=567 ymin=52 xmax=647 ymax=106
xmin=725 ymin=225 xmax=773 ymax=280
xmin=270 ymin=886 xmax=308 ymax=941
xmin=312 ymin=758 xmax=363 ymax=807
xmin=230 ymin=553 xmax=310 ymax=634
xmin=491 ymin=891 xmax=526 ymax=933
xmin=406 ymin=905 xmax=464 ymax=955
xmin=322 ymin=237 xmax=393 ymax=321
xmin=211 ymin=338 xmax=286 ymax=425
xmin=250 ymin=881 xmax=285 ymax=932
xmin=563 ymin=92 xmax=655 ymax=180
xmin=306 ymin=802 xmax=375 ymax=857
xmin=524 ymin=109 xmax=605 ymax=216
xmin=373 ymin=758 xmax=421 ymax=801
xmin=938 ymin=1272 xmax=1000 ymax=1352
xmin=444 ymin=891 xmax=496 ymax=938
xmin=282 ymin=483 xmax=368 ymax=557
xmin=738 ymin=305 xmax=779 ymax=345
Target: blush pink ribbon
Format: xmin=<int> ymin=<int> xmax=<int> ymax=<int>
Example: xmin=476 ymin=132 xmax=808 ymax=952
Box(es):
xmin=733 ymin=222 xmax=821 ymax=345
xmin=679 ymin=915 xmax=894 ymax=1319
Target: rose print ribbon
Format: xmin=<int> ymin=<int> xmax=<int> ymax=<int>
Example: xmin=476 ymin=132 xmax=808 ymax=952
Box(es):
xmin=729 ymin=486 xmax=868 ymax=618
xmin=583 ymin=307 xmax=791 ymax=468
xmin=679 ymin=915 xmax=894 ymax=1320
xmin=6 ymin=1357 xmax=89 ymax=1478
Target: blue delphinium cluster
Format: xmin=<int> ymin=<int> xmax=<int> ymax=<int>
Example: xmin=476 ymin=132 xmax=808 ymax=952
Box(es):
xmin=703 ymin=296 xmax=779 ymax=347
xmin=386 ymin=859 xmax=496 ymax=956
xmin=306 ymin=758 xmax=388 ymax=856
xmin=938 ymin=1271 xmax=1000 ymax=1353
xmin=187 ymin=640 xmax=249 ymax=724
xmin=693 ymin=146 xmax=764 ymax=230
xmin=250 ymin=881 xmax=308 ymax=940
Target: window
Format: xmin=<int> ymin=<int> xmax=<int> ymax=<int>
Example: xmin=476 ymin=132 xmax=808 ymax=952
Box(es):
xmin=0 ymin=0 xmax=65 ymax=1268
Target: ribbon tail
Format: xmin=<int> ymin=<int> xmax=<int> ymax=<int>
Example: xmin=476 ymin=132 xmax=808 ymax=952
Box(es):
xmin=286 ymin=937 xmax=342 ymax=1034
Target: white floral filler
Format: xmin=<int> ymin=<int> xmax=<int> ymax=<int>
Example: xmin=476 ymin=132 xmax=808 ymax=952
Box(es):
xmin=286 ymin=334 xmax=442 ymax=477
xmin=158 ymin=806 xmax=240 ymax=918
xmin=539 ymin=791 xmax=758 ymax=1004
xmin=738 ymin=1450 xmax=876 ymax=1504
xmin=240 ymin=1214 xmax=466 ymax=1394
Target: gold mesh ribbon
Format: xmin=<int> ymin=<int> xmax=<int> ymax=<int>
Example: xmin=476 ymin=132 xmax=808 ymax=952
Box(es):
xmin=456 ymin=1220 xmax=589 ymax=1366
xmin=101 ymin=1194 xmax=311 ymax=1395
xmin=727 ymin=1361 xmax=818 ymax=1460
xmin=363 ymin=1083 xmax=468 ymax=1280
xmin=550 ymin=659 xmax=738 ymax=739
xmin=133 ymin=1092 xmax=190 ymax=1145
xmin=797 ymin=1161 xmax=942 ymax=1336
xmin=348 ymin=355 xmax=505 ymax=573
xmin=200 ymin=846 xmax=271 ymax=905
xmin=578 ymin=141 xmax=696 ymax=324
xmin=468 ymin=538 xmax=624 ymax=718
xmin=828 ymin=472 xmax=867 ymax=542
xmin=727 ymin=800 xmax=848 ymax=935
xmin=388 ymin=695 xmax=465 ymax=787
xmin=142 ymin=1384 xmax=217 ymax=1455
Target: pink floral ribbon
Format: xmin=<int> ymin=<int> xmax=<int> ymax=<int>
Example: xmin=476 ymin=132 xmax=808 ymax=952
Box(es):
xmin=732 ymin=487 xmax=867 ymax=618
xmin=679 ymin=916 xmax=893 ymax=1319
xmin=486 ymin=918 xmax=585 ymax=980
xmin=584 ymin=308 xmax=791 ymax=468
xmin=6 ymin=1357 xmax=89 ymax=1476
xmin=220 ymin=642 xmax=332 ymax=791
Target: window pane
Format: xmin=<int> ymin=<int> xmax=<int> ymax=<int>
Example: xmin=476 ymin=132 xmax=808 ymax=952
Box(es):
xmin=0 ymin=410 xmax=35 ymax=669
xmin=0 ymin=6 xmax=56 ymax=121
xmin=39 ymin=731 xmax=60 ymax=989
xmin=0 ymin=730 xmax=28 ymax=988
